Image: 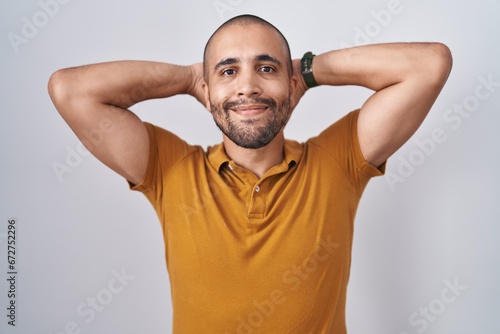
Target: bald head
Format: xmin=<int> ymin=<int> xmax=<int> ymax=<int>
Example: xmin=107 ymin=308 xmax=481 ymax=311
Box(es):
xmin=203 ymin=14 xmax=293 ymax=82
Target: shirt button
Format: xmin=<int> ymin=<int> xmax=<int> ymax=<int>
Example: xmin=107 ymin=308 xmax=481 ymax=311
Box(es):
xmin=255 ymin=185 xmax=260 ymax=193
xmin=228 ymin=164 xmax=233 ymax=171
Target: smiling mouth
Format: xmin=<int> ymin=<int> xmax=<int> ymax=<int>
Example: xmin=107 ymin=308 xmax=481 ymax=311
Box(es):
xmin=231 ymin=105 xmax=268 ymax=117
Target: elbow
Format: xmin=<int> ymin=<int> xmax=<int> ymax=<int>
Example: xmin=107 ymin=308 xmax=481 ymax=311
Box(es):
xmin=48 ymin=68 xmax=81 ymax=116
xmin=48 ymin=69 xmax=69 ymax=107
xmin=428 ymin=42 xmax=453 ymax=87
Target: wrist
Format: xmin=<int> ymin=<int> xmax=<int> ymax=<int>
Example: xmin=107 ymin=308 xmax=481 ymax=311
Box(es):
xmin=301 ymin=51 xmax=319 ymax=88
xmin=186 ymin=63 xmax=207 ymax=105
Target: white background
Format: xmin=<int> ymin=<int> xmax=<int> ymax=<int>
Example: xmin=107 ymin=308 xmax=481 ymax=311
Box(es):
xmin=1 ymin=0 xmax=499 ymax=333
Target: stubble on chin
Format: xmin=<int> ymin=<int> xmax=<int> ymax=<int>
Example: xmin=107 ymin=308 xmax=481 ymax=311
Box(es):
xmin=209 ymin=96 xmax=291 ymax=149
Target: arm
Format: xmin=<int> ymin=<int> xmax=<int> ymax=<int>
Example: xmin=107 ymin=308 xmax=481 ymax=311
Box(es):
xmin=48 ymin=61 xmax=205 ymax=185
xmin=293 ymin=42 xmax=452 ymax=167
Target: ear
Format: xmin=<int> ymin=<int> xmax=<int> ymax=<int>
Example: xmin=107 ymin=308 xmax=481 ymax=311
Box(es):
xmin=289 ymin=74 xmax=299 ymax=110
xmin=202 ymin=81 xmax=211 ymax=112
xmin=289 ymin=74 xmax=298 ymax=96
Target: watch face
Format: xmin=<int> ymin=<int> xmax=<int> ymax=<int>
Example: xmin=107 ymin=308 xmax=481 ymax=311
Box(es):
xmin=301 ymin=52 xmax=317 ymax=87
xmin=301 ymin=56 xmax=313 ymax=73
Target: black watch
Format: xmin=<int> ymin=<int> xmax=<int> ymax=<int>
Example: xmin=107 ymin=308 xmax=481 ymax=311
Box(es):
xmin=301 ymin=51 xmax=319 ymax=88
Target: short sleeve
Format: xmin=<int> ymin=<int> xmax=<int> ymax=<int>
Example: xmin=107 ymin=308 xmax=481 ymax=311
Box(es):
xmin=129 ymin=122 xmax=197 ymax=201
xmin=308 ymin=109 xmax=385 ymax=195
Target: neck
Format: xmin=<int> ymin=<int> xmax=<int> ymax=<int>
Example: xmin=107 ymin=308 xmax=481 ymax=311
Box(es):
xmin=222 ymin=132 xmax=285 ymax=179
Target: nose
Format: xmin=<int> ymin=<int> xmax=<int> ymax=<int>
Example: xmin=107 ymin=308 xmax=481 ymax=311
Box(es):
xmin=236 ymin=67 xmax=262 ymax=98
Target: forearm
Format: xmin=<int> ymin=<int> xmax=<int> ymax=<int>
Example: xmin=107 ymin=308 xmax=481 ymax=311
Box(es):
xmin=312 ymin=42 xmax=452 ymax=91
xmin=49 ymin=61 xmax=196 ymax=110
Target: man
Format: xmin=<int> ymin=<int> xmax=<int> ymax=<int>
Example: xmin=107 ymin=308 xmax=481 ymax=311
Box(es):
xmin=48 ymin=14 xmax=452 ymax=334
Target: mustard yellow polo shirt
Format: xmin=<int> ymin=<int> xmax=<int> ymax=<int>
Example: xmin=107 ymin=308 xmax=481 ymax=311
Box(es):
xmin=131 ymin=109 xmax=384 ymax=333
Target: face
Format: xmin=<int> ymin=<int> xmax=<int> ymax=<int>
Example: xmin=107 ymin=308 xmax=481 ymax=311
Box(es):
xmin=203 ymin=24 xmax=297 ymax=149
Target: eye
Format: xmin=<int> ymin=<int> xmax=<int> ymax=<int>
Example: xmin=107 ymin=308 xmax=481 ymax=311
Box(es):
xmin=260 ymin=66 xmax=275 ymax=73
xmin=221 ymin=68 xmax=236 ymax=76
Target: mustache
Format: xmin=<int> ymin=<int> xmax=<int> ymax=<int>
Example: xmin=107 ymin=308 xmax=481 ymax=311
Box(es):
xmin=222 ymin=97 xmax=277 ymax=111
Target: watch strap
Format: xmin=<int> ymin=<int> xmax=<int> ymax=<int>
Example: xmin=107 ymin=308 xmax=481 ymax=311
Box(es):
xmin=301 ymin=51 xmax=319 ymax=88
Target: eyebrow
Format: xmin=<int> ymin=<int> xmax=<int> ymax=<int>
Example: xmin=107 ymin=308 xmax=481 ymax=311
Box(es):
xmin=213 ymin=54 xmax=282 ymax=72
xmin=255 ymin=54 xmax=282 ymax=67
xmin=214 ymin=57 xmax=240 ymax=72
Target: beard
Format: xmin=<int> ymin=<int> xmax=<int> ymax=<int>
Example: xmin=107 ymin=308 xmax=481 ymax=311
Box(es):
xmin=210 ymin=96 xmax=291 ymax=149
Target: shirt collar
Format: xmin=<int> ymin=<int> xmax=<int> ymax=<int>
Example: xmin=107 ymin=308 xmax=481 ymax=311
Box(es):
xmin=207 ymin=140 xmax=303 ymax=173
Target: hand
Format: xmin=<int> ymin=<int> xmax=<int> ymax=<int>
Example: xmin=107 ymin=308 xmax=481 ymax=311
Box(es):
xmin=187 ymin=62 xmax=208 ymax=107
xmin=290 ymin=58 xmax=308 ymax=112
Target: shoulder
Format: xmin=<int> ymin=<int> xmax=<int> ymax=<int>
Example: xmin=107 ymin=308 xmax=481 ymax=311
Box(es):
xmin=144 ymin=122 xmax=200 ymax=157
xmin=307 ymin=109 xmax=360 ymax=155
